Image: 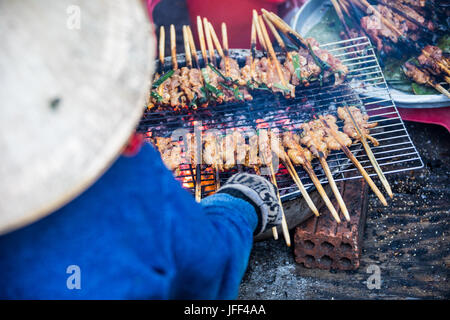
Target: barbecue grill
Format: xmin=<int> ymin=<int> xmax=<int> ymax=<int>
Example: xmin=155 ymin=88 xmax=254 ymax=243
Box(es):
xmin=137 ymin=36 xmax=424 ymax=202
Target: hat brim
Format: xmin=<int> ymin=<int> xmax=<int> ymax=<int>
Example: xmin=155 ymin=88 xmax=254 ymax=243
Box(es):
xmin=0 ymin=0 xmax=155 ymax=234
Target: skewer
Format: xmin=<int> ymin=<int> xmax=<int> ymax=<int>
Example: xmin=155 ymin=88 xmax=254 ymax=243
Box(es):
xmin=203 ymin=18 xmax=217 ymax=67
xmin=279 ymin=147 xmax=320 ymax=217
xmin=252 ymin=10 xmax=268 ymax=54
xmin=257 ymin=14 xmax=290 ymax=94
xmin=170 ymin=24 xmax=178 ymax=70
xmin=193 ymin=125 xmax=202 ymax=203
xmin=221 ymin=23 xmax=232 ymax=78
xmin=186 ymin=26 xmax=200 ymax=69
xmin=261 ymin=9 xmax=331 ymax=74
xmin=262 ymin=14 xmax=287 ymax=53
xmin=330 ymin=0 xmax=354 ymax=42
xmin=196 ymin=16 xmax=209 ymax=66
xmin=337 ymin=0 xmax=351 ymax=16
xmin=249 ymin=17 xmax=258 ymax=82
xmin=319 ymin=116 xmax=388 ymax=206
xmin=267 ymin=161 xmax=291 ymax=247
xmin=343 ymin=106 xmax=393 ymax=199
xmin=269 ymin=130 xmax=319 ymax=216
xmin=301 ymin=154 xmax=341 ymax=223
xmin=182 ymin=26 xmax=193 ymax=68
xmin=207 ymin=22 xmax=226 ymax=62
xmin=159 ymin=26 xmax=165 ymax=70
xmin=282 ymin=132 xmax=341 ymax=222
xmin=261 ymin=9 xmax=307 ymax=49
xmin=317 ymin=155 xmax=350 ymax=222
xmin=420 ymin=49 xmax=450 ymax=77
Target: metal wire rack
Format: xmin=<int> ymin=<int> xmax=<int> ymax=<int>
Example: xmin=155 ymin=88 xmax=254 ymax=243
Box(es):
xmin=138 ymin=36 xmax=424 ymax=201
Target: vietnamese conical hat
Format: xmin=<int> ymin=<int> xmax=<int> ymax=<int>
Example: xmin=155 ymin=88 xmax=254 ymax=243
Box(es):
xmin=0 ymin=0 xmax=155 ymax=234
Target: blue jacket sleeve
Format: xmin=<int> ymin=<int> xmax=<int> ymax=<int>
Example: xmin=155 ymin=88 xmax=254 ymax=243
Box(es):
xmin=0 ymin=143 xmax=257 ymax=299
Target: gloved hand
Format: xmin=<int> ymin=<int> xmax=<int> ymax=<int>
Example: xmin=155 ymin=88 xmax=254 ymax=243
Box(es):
xmin=217 ymin=173 xmax=282 ymax=235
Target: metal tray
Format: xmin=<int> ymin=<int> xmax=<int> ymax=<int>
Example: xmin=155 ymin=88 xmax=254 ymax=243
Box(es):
xmin=289 ymin=0 xmax=450 ymax=109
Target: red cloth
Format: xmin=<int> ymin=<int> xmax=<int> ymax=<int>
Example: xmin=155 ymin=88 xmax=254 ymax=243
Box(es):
xmin=398 ymin=107 xmax=450 ymax=131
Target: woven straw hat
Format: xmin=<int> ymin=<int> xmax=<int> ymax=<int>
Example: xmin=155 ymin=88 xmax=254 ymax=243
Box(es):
xmin=0 ymin=0 xmax=155 ymax=234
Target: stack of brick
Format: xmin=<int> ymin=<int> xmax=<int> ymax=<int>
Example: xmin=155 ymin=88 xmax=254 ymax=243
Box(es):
xmin=294 ymin=178 xmax=369 ymax=270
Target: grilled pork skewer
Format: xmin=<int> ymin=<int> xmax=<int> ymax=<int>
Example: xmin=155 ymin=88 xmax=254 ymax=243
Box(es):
xmin=300 ymin=119 xmax=350 ymax=222
xmin=319 ymin=115 xmax=388 ymax=206
xmin=402 ymin=62 xmax=450 ymax=98
xmin=269 ymin=131 xmax=320 ymax=217
xmin=282 ymin=131 xmax=341 ymax=223
xmin=257 ymin=13 xmax=294 ymax=98
xmin=338 ymin=106 xmax=393 ymax=199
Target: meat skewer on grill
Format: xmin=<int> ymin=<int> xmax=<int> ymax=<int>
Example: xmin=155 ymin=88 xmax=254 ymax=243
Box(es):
xmin=299 ymin=118 xmax=350 ymax=222
xmin=261 ymin=9 xmax=348 ymax=86
xmin=338 ymin=105 xmax=393 ymax=199
xmin=256 ymin=12 xmax=294 ymax=98
xmin=402 ymin=62 xmax=450 ymax=98
xmin=318 ymin=115 xmax=388 ymax=206
xmin=282 ymin=131 xmax=341 ymax=223
xmin=269 ymin=130 xmax=320 ymax=217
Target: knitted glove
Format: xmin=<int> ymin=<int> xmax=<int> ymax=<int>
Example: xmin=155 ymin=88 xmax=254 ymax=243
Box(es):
xmin=217 ymin=173 xmax=282 ymax=235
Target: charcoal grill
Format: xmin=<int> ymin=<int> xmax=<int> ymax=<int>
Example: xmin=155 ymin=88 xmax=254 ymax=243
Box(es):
xmin=137 ymin=36 xmax=424 ymax=201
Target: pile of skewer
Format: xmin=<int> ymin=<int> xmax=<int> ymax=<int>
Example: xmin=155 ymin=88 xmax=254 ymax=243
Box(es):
xmin=330 ymin=0 xmax=450 ymax=97
xmin=150 ymin=106 xmax=393 ymax=247
xmin=148 ymin=9 xmax=349 ymax=110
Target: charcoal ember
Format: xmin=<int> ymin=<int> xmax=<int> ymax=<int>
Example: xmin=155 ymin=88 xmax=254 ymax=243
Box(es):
xmin=294 ymin=178 xmax=368 ymax=270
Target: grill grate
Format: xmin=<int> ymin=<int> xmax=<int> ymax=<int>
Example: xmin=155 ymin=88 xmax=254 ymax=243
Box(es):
xmin=137 ymin=37 xmax=423 ymax=201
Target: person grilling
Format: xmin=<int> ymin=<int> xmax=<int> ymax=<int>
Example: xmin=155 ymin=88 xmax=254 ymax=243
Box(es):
xmin=0 ymin=0 xmax=282 ymax=299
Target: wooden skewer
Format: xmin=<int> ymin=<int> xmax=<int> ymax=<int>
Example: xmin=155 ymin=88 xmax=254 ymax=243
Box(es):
xmin=267 ymin=162 xmax=291 ymax=247
xmin=281 ymin=150 xmax=320 ymax=217
xmin=253 ymin=10 xmax=268 ymax=54
xmin=197 ymin=16 xmax=208 ymax=66
xmin=261 ymin=9 xmax=306 ymax=49
xmin=170 ymin=24 xmax=178 ymax=70
xmin=208 ymin=22 xmax=226 ymax=61
xmin=203 ymin=18 xmax=217 ymax=67
xmin=338 ymin=0 xmax=351 ymax=16
xmin=320 ymin=116 xmax=388 ymax=206
xmin=249 ymin=17 xmax=258 ymax=81
xmin=258 ymin=15 xmax=289 ymax=90
xmin=252 ymin=163 xmax=278 ymax=240
xmin=318 ymin=155 xmax=350 ymax=222
xmin=182 ymin=26 xmax=192 ymax=68
xmin=427 ymin=81 xmax=450 ymax=98
xmin=193 ymin=125 xmax=202 ymax=203
xmin=186 ymin=26 xmax=200 ymax=69
xmin=159 ymin=26 xmax=165 ymax=69
xmin=262 ymin=14 xmax=287 ymax=53
xmin=221 ymin=23 xmax=231 ymax=78
xmin=331 ymin=0 xmax=353 ymax=41
xmin=343 ymin=106 xmax=393 ymax=199
xmin=351 ymin=0 xmax=403 ymax=38
xmin=302 ymin=158 xmax=341 ymax=223
xmin=421 ymin=50 xmax=450 ymax=77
